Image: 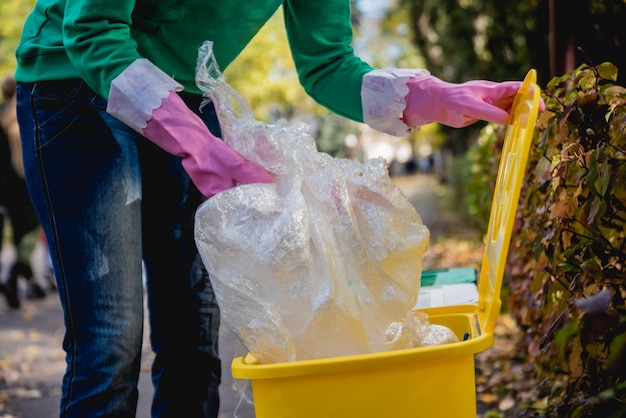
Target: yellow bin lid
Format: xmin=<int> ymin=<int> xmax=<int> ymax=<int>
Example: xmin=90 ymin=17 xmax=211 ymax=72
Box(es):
xmin=476 ymin=69 xmax=541 ymax=334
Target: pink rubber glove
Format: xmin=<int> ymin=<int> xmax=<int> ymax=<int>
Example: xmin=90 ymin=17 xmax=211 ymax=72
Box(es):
xmin=403 ymin=74 xmax=524 ymax=128
xmin=142 ymin=91 xmax=274 ymax=197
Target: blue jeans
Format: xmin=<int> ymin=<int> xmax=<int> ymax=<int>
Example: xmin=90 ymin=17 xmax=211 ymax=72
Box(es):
xmin=16 ymin=80 xmax=221 ymax=418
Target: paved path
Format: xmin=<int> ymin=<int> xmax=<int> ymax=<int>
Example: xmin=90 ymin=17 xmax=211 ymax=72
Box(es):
xmin=0 ymin=286 xmax=255 ymax=418
xmin=0 ymin=173 xmax=464 ymax=418
xmin=0 ymin=248 xmax=255 ymax=418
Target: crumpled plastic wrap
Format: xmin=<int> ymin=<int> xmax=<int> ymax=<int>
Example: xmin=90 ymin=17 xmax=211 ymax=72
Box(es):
xmin=193 ymin=41 xmax=458 ymax=364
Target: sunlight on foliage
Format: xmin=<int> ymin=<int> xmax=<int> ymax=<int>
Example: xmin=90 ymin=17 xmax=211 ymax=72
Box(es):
xmin=224 ymin=9 xmax=321 ymax=123
xmin=461 ymin=61 xmax=626 ymax=417
xmin=0 ymin=0 xmax=35 ymax=76
xmin=506 ymin=62 xmax=626 ymax=417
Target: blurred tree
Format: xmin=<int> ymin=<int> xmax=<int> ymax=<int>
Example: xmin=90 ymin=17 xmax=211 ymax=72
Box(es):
xmin=395 ymin=0 xmax=626 ymax=151
xmin=0 ymin=0 xmax=35 ymax=78
xmin=549 ymin=0 xmax=626 ymax=85
xmin=225 ymin=6 xmax=369 ymax=156
xmin=399 ymin=0 xmax=542 ymax=82
xmin=400 ymin=0 xmax=550 ymax=84
xmin=355 ymin=0 xmax=425 ymax=69
xmin=224 ymin=10 xmax=321 ymax=123
xmin=391 ymin=0 xmax=545 ymax=153
xmin=400 ymin=0 xmax=625 ymax=88
xmin=315 ymin=112 xmax=362 ymax=158
xmin=225 ymin=1 xmax=366 ymax=123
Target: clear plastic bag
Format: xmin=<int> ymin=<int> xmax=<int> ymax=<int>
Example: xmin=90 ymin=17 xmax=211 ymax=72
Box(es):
xmin=194 ymin=41 xmax=457 ymax=364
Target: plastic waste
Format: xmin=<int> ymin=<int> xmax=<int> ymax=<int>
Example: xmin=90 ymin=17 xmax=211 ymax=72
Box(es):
xmin=194 ymin=41 xmax=458 ymax=364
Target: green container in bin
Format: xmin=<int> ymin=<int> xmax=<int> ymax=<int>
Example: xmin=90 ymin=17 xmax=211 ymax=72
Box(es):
xmin=420 ymin=267 xmax=477 ymax=287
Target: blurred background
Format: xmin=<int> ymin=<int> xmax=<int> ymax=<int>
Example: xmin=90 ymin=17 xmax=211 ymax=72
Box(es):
xmin=1 ymin=1 xmax=625 ymax=417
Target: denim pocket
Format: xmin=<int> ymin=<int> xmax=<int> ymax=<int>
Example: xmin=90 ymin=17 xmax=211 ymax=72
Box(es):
xmin=30 ymin=79 xmax=83 ymax=101
xmin=28 ymin=79 xmax=98 ymax=146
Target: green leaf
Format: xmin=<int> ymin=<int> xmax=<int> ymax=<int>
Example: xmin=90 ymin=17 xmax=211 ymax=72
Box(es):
xmin=600 ymin=163 xmax=611 ymax=197
xmin=585 ymin=152 xmax=600 ymax=195
xmin=579 ymin=259 xmax=602 ymax=278
xmin=586 ymin=197 xmax=602 ymax=224
xmin=586 ymin=197 xmax=607 ymax=225
xmin=579 ymin=71 xmax=597 ymax=91
xmin=570 ymin=404 xmax=585 ymax=418
xmin=597 ymin=62 xmax=619 ymax=82
xmin=556 ymin=261 xmax=580 ymax=273
xmin=554 ymin=321 xmax=579 ymax=359
xmin=599 ymin=389 xmax=615 ymax=399
xmin=606 ymin=332 xmax=626 ymax=371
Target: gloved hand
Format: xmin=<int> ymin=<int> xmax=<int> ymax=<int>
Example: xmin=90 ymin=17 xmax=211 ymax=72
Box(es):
xmin=106 ymin=59 xmax=273 ymax=197
xmin=142 ymin=91 xmax=274 ymax=197
xmin=403 ymin=74 xmax=533 ymax=128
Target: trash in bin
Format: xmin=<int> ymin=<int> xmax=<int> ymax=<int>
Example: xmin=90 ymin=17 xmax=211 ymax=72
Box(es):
xmin=194 ymin=41 xmax=458 ymax=364
xmin=228 ymin=69 xmax=542 ymax=418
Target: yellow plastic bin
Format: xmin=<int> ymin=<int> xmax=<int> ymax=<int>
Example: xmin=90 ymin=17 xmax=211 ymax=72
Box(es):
xmin=231 ymin=69 xmax=541 ymax=418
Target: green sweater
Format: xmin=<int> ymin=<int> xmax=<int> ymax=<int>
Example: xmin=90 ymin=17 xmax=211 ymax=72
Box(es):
xmin=15 ymin=0 xmax=374 ymax=122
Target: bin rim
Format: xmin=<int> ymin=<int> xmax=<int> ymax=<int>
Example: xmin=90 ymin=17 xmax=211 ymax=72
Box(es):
xmin=232 ymin=307 xmax=493 ymax=380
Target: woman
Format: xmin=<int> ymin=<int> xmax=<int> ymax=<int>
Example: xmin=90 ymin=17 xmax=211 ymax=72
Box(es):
xmin=14 ymin=0 xmax=527 ymax=417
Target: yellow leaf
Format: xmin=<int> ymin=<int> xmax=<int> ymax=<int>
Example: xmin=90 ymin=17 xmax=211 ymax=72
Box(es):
xmin=569 ymin=337 xmax=584 ymax=378
xmin=531 ymin=397 xmax=549 ymax=410
xmin=498 ymin=396 xmax=516 ymax=411
xmin=478 ymin=392 xmax=499 ymax=404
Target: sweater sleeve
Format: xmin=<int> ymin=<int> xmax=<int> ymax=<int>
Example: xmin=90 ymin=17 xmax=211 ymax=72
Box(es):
xmin=62 ymin=0 xmax=142 ymax=98
xmin=283 ymin=0 xmax=373 ymax=123
xmin=283 ymin=0 xmax=425 ymax=137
